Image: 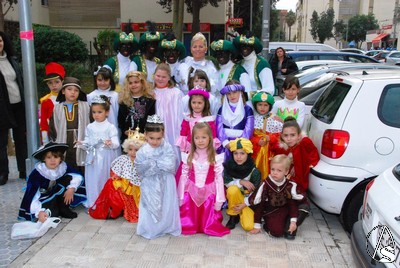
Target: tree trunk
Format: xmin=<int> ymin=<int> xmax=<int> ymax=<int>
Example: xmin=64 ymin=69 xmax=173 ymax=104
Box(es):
xmin=288 ymin=27 xmax=291 ymax=41
xmin=173 ymin=0 xmax=184 ymax=40
xmin=191 ymin=0 xmax=201 ymax=36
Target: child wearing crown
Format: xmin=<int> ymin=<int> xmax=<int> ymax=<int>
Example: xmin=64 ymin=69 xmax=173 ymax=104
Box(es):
xmin=134 ymin=114 xmax=181 ymax=239
xmin=77 ymin=95 xmax=120 ymax=208
xmin=89 ymin=127 xmax=145 ymax=222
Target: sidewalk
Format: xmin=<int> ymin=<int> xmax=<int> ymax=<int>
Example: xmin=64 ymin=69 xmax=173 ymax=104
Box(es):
xmin=2 ymin=156 xmax=356 ymax=268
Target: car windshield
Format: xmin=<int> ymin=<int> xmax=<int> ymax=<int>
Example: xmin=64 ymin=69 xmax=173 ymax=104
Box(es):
xmin=311 ymin=81 xmax=351 ymax=124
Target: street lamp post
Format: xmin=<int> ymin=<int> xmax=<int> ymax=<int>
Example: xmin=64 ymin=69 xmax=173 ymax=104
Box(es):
xmin=18 ymin=0 xmax=40 ymax=173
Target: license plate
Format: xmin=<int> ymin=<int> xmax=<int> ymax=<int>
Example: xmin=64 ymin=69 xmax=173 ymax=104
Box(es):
xmin=375 ymin=223 xmax=400 ymax=267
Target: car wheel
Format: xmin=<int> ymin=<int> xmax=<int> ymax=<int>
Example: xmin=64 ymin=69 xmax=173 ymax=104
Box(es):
xmin=339 ymin=190 xmax=364 ymax=233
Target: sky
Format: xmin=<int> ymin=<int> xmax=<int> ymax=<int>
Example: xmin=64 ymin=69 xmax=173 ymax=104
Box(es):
xmin=275 ymin=0 xmax=297 ymax=11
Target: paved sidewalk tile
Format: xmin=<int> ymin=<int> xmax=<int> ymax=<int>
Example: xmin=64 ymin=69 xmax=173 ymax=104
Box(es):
xmin=3 ymin=157 xmax=358 ymax=268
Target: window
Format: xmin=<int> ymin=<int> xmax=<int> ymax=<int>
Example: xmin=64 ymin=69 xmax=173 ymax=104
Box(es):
xmin=41 ymin=0 xmax=48 ymax=6
xmin=311 ymin=81 xmax=351 ymax=124
xmin=378 ymin=84 xmax=400 ymax=128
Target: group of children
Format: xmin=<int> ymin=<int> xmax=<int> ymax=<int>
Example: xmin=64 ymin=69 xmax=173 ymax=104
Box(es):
xmin=18 ymin=54 xmax=319 ymax=240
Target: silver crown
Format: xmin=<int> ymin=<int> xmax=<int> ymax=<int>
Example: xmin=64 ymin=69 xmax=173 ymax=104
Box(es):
xmin=147 ymin=114 xmax=164 ymax=124
xmin=91 ymin=95 xmax=107 ymax=104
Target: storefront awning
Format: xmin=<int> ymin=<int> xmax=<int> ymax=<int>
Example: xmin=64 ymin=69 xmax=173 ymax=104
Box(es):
xmin=372 ymin=33 xmax=389 ymax=44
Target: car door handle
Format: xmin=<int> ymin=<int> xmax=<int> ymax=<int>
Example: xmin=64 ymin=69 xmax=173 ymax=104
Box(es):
xmin=395 ymin=216 xmax=400 ymax=221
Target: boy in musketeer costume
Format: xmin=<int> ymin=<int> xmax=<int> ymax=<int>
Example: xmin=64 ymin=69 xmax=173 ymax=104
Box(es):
xmin=18 ymin=142 xmax=86 ymax=222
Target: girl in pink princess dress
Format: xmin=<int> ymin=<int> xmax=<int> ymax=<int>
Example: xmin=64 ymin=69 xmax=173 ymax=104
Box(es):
xmin=177 ymin=122 xmax=230 ymax=236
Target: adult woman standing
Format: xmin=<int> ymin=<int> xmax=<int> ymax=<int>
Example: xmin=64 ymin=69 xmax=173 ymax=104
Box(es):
xmin=0 ymin=31 xmax=27 ymax=185
xmin=179 ymin=32 xmax=219 ymax=95
xmin=269 ymin=47 xmax=298 ymax=95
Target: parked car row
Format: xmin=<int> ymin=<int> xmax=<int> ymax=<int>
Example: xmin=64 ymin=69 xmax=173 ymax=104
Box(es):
xmin=351 ymin=163 xmax=400 ymax=267
xmin=306 ymin=70 xmax=400 ymax=235
xmin=270 ymin=48 xmax=400 ymax=265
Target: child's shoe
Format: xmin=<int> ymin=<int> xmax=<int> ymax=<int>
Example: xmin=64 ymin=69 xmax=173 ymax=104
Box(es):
xmin=226 ymin=215 xmax=240 ymax=229
xmin=284 ymin=231 xmax=296 ymax=240
xmin=59 ymin=207 xmax=78 ymax=219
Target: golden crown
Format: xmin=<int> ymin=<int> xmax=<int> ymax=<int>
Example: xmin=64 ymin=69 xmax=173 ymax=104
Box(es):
xmin=127 ymin=127 xmax=146 ymax=147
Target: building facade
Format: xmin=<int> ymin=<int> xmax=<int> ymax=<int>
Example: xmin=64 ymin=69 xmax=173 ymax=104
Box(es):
xmin=295 ymin=0 xmax=400 ymax=50
xmin=6 ymin=0 xmax=230 ymax=54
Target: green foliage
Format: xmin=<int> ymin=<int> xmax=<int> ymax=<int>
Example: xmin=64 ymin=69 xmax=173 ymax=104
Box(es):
xmin=97 ymin=29 xmax=118 ymax=56
xmin=234 ymin=0 xmax=279 ymax=40
xmin=14 ymin=25 xmax=88 ymax=63
xmin=309 ymin=8 xmax=335 ymax=43
xmin=286 ymin=10 xmax=296 ymax=41
xmin=310 ymin=11 xmax=319 ymax=42
xmin=347 ymin=14 xmax=379 ymax=44
xmin=157 ymin=0 xmax=221 ymax=13
xmin=286 ymin=10 xmax=296 ymax=28
xmin=334 ymin=20 xmax=347 ymax=41
xmin=35 ymin=62 xmax=92 ymax=100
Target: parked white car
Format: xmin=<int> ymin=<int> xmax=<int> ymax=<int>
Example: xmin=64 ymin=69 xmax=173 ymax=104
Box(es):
xmin=306 ymin=71 xmax=400 ymax=232
xmin=351 ymin=163 xmax=400 ymax=267
xmin=385 ymin=51 xmax=400 ymax=65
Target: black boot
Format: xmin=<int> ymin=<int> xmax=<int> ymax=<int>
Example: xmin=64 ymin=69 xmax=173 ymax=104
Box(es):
xmin=19 ymin=171 xmax=27 ymax=180
xmin=226 ymin=215 xmax=240 ymax=229
xmin=297 ymin=209 xmax=310 ymax=226
xmin=0 ymin=173 xmax=8 ymax=186
xmin=57 ymin=195 xmax=77 ymax=219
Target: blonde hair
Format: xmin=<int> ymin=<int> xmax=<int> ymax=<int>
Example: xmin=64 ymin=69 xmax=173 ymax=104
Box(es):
xmin=191 ymin=32 xmax=207 ymax=48
xmin=270 ymin=154 xmax=292 ymax=171
xmin=153 ymin=63 xmax=175 ymax=88
xmin=119 ymin=71 xmax=154 ymax=106
xmin=187 ymin=123 xmax=215 ymax=167
xmin=122 ymin=139 xmax=142 ymax=153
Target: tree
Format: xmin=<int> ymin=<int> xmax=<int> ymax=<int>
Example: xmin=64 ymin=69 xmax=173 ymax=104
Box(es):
xmin=0 ymin=0 xmax=18 ymax=32
xmin=93 ymin=29 xmax=118 ymax=66
xmin=309 ymin=8 xmax=335 ymax=43
xmin=347 ymin=14 xmax=379 ymax=45
xmin=285 ymin=10 xmax=296 ymax=41
xmin=333 ymin=20 xmax=347 ymax=45
xmin=157 ymin=0 xmax=222 ymax=36
xmin=234 ymin=0 xmax=279 ymax=40
xmin=14 ymin=26 xmax=89 ymax=63
xmin=310 ymin=11 xmax=319 ymax=42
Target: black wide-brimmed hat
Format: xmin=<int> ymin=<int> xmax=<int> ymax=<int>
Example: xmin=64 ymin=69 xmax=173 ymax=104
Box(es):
xmin=32 ymin=142 xmax=69 ymax=160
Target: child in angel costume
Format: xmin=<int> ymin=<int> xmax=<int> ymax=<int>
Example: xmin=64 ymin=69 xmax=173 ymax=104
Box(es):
xmin=134 ymin=115 xmax=181 ymax=239
xmin=78 ymin=95 xmax=120 ymax=208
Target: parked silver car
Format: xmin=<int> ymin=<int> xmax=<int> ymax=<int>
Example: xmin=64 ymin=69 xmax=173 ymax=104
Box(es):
xmin=385 ymin=51 xmax=400 ymax=65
